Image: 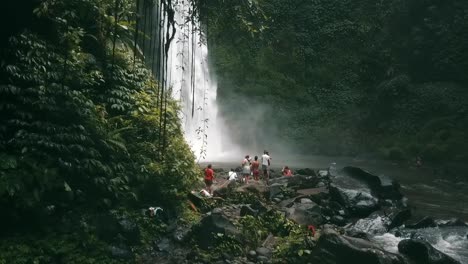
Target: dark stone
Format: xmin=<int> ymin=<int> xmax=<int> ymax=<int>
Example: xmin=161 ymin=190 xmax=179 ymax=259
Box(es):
xmin=342 ymin=166 xmax=403 ymax=200
xmin=240 ymin=205 xmax=258 ymax=217
xmin=435 ymin=218 xmax=467 ymax=227
xmin=398 ymin=239 xmax=461 ymax=264
xmin=269 ymin=183 xmax=284 ymax=199
xmin=345 ymin=229 xmax=370 ymax=240
xmin=331 ymin=216 xmax=347 ymax=226
xmin=284 ymin=201 xmax=323 ymax=226
xmin=316 ymin=228 xmax=407 ymax=264
xmin=321 ymin=206 xmax=334 ymax=217
xmin=406 ymin=216 xmax=437 ymax=229
xmin=329 ymin=184 xmax=379 ymax=217
xmin=213 ymin=186 xmax=228 ymax=198
xmin=386 ymin=208 xmax=412 ymax=230
xmin=288 ymin=175 xmax=320 ymax=189
xmin=296 ymin=168 xmax=317 ymax=176
xmin=194 ymin=212 xmax=240 ymax=249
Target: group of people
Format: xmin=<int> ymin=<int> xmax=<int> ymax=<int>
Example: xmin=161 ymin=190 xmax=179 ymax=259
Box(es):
xmin=202 ymin=150 xmax=294 ymax=195
xmin=240 ymin=150 xmax=272 ymax=184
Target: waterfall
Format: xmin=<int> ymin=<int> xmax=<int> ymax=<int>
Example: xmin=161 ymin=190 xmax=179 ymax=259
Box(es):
xmin=143 ymin=0 xmax=239 ymax=161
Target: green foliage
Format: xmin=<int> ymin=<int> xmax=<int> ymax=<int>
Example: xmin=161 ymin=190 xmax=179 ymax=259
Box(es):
xmin=205 ymin=0 xmax=468 ymax=162
xmin=0 ymin=0 xmax=199 ymax=261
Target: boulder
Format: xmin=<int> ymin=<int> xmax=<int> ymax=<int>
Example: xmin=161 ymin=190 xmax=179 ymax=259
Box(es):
xmin=315 ymin=228 xmax=407 ymax=264
xmin=331 ymin=216 xmax=347 ymax=226
xmin=288 ymin=175 xmax=320 ymax=189
xmin=342 ymin=166 xmax=403 ymax=200
xmin=406 ymin=216 xmax=437 ymax=229
xmin=284 ymin=201 xmax=323 ymax=226
xmin=398 ymin=239 xmax=461 ymax=264
xmin=268 ymin=183 xmax=284 ymax=199
xmin=329 ymin=184 xmax=379 ymax=217
xmin=296 ymin=168 xmax=317 ymax=176
xmin=386 ymin=208 xmax=412 ymax=230
xmin=435 ymin=218 xmax=467 ymax=227
xmin=194 ymin=210 xmax=240 ymax=249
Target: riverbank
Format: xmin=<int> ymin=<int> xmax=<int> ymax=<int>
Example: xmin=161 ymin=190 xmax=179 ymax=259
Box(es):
xmin=148 ymin=165 xmax=468 ymax=263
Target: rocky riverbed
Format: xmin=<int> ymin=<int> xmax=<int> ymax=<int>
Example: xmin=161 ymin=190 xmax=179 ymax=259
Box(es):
xmin=140 ymin=166 xmax=467 ymax=264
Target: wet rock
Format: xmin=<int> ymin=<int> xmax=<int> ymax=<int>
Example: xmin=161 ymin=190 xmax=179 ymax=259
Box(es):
xmin=436 ymin=218 xmax=467 ymax=227
xmin=386 ymin=208 xmax=411 ymax=230
xmin=316 ymin=228 xmax=406 ymax=264
xmin=288 ymin=175 xmax=320 ymax=189
xmin=300 ymin=198 xmax=313 ymax=204
xmin=284 ymin=201 xmax=323 ymax=226
xmin=296 ymin=168 xmax=317 ymax=176
xmin=342 ymin=166 xmax=403 ymax=200
xmin=248 ymin=250 xmax=257 ymax=258
xmin=345 ymin=229 xmax=370 ymax=240
xmin=331 ymin=216 xmax=347 ymax=226
xmin=398 ymin=239 xmax=461 ymax=264
xmin=240 ymin=205 xmax=258 ymax=217
xmin=406 ymin=216 xmax=437 ymax=229
xmin=329 ymin=184 xmax=379 ymax=217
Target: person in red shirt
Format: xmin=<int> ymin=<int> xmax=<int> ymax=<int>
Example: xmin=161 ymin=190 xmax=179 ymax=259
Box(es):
xmin=204 ymin=164 xmax=215 ymax=194
xmin=282 ymin=166 xmax=293 ymax=176
xmin=251 ymin=156 xmax=260 ymax=181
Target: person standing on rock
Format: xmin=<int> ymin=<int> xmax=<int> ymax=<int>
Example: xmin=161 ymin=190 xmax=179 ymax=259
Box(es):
xmin=251 ymin=156 xmax=260 ymax=181
xmin=204 ymin=164 xmax=215 ymax=195
xmin=242 ymin=155 xmax=251 ymax=184
xmin=261 ymin=150 xmax=271 ymax=183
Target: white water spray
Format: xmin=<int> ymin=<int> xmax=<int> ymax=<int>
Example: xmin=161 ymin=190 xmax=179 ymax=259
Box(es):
xmin=164 ymin=2 xmax=239 ymax=161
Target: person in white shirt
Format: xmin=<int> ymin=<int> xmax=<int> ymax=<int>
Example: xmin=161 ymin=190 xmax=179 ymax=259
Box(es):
xmin=242 ymin=155 xmax=251 ymax=183
xmin=261 ymin=150 xmax=271 ymax=183
xmin=228 ymin=168 xmax=238 ymax=181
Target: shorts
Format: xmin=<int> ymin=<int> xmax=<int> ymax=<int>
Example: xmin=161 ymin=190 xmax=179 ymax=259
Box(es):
xmin=204 ymin=179 xmax=213 ymax=186
xmin=253 ymin=169 xmax=260 ymax=176
xmin=262 ymin=165 xmax=268 ymax=171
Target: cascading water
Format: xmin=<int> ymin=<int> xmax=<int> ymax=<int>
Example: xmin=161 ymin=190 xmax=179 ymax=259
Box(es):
xmin=162 ymin=1 xmax=238 ymax=161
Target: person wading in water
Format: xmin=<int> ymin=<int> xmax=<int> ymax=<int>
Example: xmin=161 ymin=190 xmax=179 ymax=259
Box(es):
xmin=261 ymin=150 xmax=271 ymax=184
xmin=204 ymin=164 xmax=215 ymax=195
xmin=251 ymin=156 xmax=260 ymax=181
xmin=242 ymin=155 xmax=251 ymax=184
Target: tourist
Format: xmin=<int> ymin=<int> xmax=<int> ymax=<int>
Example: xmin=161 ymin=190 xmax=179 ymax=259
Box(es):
xmin=242 ymin=155 xmax=251 ymax=183
xmin=251 ymin=156 xmax=260 ymax=181
xmin=282 ymin=166 xmax=292 ymax=176
xmin=261 ymin=150 xmax=271 ymax=183
xmin=204 ymin=164 xmax=215 ymax=195
xmin=228 ymin=168 xmax=238 ymax=181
